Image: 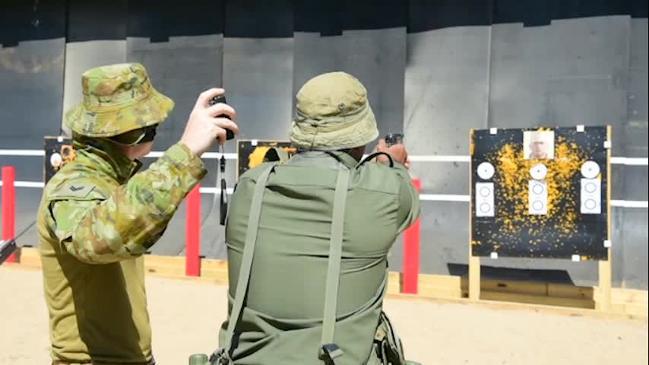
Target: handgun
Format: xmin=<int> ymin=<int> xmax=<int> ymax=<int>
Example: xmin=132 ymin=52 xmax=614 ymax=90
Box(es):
xmin=0 ymin=239 xmax=17 ymax=265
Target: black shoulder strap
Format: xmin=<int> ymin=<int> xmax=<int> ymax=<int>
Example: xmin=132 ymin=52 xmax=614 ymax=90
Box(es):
xmin=357 ymin=152 xmax=394 ymax=168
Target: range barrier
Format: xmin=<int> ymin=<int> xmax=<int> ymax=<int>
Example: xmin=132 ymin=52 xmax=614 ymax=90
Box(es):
xmin=1 ymin=150 xmax=648 ymax=295
xmin=185 ymin=185 xmax=202 ymax=277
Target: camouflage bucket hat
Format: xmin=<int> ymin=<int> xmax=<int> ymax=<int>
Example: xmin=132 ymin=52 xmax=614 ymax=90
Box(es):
xmin=64 ymin=63 xmax=174 ymax=137
xmin=289 ymin=71 xmax=379 ymax=151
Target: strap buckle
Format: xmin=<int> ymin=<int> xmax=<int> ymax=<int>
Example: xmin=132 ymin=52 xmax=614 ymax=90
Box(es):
xmin=320 ymin=343 xmax=344 ymax=362
xmin=209 ymin=348 xmax=232 ymax=365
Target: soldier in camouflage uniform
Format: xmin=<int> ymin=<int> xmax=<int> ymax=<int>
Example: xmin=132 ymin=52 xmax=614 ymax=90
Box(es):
xmin=209 ymin=72 xmax=421 ymax=365
xmin=37 ymin=63 xmax=238 ymax=365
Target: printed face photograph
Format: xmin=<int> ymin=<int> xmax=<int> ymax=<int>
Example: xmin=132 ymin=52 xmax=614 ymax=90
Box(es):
xmin=524 ymin=130 xmax=555 ymax=160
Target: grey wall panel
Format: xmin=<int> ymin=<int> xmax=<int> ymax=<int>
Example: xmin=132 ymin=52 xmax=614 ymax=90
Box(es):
xmin=488 ymin=16 xmax=630 ymax=142
xmin=626 ymin=19 xmax=648 ymax=158
xmin=184 ymin=37 xmax=295 ymax=258
xmin=292 ymin=33 xmax=338 ymax=91
xmin=388 ymin=200 xmax=471 ymax=275
xmin=620 ymin=166 xmax=649 ymax=201
xmin=0 ymin=39 xmax=65 ymax=146
xmin=419 ymin=201 xmax=471 ymax=274
xmin=222 ymin=38 xmax=294 ymax=144
xmin=485 ymin=16 xmax=633 ymax=287
xmin=340 ymin=29 xmax=406 ymax=138
xmin=401 ymin=27 xmax=490 ymax=274
xmin=0 ymin=38 xmax=65 ymax=244
xmin=404 ymin=27 xmax=491 ymax=212
xmin=619 ymin=18 xmax=648 ymax=289
xmin=127 ymin=35 xmax=224 ymax=151
xmin=404 ymin=27 xmax=491 ymax=153
xmin=619 ymin=208 xmax=648 ymax=288
xmin=61 ymin=40 xmax=127 ymax=129
xmin=611 ymin=205 xmax=625 ymax=287
xmin=0 ymin=189 xmax=43 ymax=248
xmin=126 ymin=35 xmax=225 ymax=257
xmin=293 ymin=28 xmax=407 ymax=140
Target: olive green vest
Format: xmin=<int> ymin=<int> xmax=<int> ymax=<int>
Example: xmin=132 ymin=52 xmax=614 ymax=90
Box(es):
xmin=218 ymin=151 xmax=420 ymax=364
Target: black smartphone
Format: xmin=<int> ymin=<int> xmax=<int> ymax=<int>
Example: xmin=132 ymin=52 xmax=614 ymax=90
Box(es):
xmin=209 ymin=95 xmax=235 ymax=141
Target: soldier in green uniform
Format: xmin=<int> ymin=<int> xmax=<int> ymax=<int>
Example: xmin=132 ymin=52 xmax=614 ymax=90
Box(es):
xmin=37 ymin=63 xmax=239 ymax=365
xmin=209 ymin=72 xmax=421 ymax=365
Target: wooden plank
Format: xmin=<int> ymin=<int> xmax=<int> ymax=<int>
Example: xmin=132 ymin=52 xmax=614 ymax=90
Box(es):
xmin=418 ymin=274 xmax=463 ymax=299
xmin=200 ymin=259 xmax=229 ymax=284
xmin=387 ymin=271 xmax=400 ymax=295
xmin=611 ymin=288 xmax=648 ymax=305
xmin=596 ymin=259 xmax=613 ymax=311
xmin=468 ymin=130 xmax=479 ymax=301
xmin=469 ymin=256 xmax=481 ymax=301
xmin=144 ymin=255 xmax=185 ymax=278
xmin=481 ymin=279 xmax=548 ymax=296
xmin=15 ymin=247 xmax=40 ymax=268
xmin=596 ymin=125 xmax=613 ymax=312
xmin=548 ymin=283 xmax=594 ymax=300
xmin=481 ymin=291 xmax=595 ymax=309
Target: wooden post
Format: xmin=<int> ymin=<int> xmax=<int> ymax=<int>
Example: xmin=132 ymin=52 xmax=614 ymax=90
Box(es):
xmin=468 ymin=130 xmax=480 ymax=301
xmin=596 ymin=125 xmax=613 ymax=311
xmin=597 ymin=256 xmax=612 ymax=311
xmin=469 ymin=256 xmax=481 ymax=301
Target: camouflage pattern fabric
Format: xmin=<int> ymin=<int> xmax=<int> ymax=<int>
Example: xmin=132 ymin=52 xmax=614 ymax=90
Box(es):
xmin=65 ymin=63 xmax=174 ymax=137
xmin=37 ymin=138 xmax=206 ymax=363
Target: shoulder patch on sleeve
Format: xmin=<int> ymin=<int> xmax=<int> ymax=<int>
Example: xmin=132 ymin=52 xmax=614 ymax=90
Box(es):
xmin=49 ymin=181 xmax=101 ymax=200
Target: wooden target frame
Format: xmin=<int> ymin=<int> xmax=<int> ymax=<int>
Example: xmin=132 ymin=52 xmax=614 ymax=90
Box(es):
xmin=236 ymin=140 xmax=296 ymax=178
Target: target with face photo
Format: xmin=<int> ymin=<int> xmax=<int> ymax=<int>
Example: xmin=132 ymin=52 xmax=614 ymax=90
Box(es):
xmin=470 ymin=126 xmax=610 ymax=260
xmin=524 ymin=130 xmax=555 ymax=160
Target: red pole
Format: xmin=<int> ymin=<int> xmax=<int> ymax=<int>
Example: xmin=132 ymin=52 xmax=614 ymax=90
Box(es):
xmin=402 ymin=178 xmax=421 ymax=294
xmin=185 ymin=184 xmax=201 ymax=276
xmin=2 ymin=166 xmax=17 ymax=263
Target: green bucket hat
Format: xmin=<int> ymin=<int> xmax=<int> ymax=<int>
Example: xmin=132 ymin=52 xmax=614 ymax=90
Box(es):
xmin=289 ymin=71 xmax=379 ymax=151
xmin=64 ymin=63 xmax=174 ymax=138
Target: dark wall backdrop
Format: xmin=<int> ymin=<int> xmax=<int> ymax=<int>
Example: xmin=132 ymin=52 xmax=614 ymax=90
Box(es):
xmin=1 ymin=0 xmax=647 ymax=289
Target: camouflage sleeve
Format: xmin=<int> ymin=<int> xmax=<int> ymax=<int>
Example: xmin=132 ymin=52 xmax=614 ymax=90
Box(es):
xmin=52 ymin=143 xmax=206 ymax=264
xmin=394 ymin=164 xmax=421 ymax=233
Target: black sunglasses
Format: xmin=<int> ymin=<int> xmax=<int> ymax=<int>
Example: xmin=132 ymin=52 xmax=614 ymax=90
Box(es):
xmin=110 ymin=125 xmax=157 ymax=145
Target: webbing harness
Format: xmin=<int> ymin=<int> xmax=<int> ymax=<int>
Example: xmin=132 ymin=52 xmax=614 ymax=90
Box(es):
xmin=319 ymin=167 xmax=350 ymax=364
xmin=212 ymin=163 xmax=276 ymax=364
xmin=212 ymin=163 xmax=351 ymax=365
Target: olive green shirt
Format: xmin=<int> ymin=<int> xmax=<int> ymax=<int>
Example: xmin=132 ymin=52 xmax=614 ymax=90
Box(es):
xmin=38 ymin=140 xmax=206 ymax=364
xmin=221 ymin=151 xmax=420 ymax=364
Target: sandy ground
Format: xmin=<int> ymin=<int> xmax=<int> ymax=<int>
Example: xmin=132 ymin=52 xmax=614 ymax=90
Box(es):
xmin=1 ymin=266 xmax=647 ymax=365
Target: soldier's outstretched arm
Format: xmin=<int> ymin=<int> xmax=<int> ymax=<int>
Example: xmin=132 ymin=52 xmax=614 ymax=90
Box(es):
xmin=375 ymin=139 xmax=421 ymax=233
xmin=51 ymin=88 xmax=238 ymax=264
xmin=395 ymin=163 xmax=421 ymax=233
xmin=52 ymin=143 xmax=206 ymax=264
